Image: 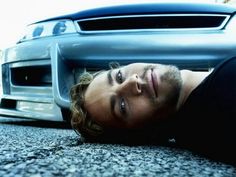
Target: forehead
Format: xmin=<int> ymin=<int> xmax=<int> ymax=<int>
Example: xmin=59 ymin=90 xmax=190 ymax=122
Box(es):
xmin=84 ymin=70 xmax=110 ymax=109
xmin=84 ymin=70 xmax=116 ymax=126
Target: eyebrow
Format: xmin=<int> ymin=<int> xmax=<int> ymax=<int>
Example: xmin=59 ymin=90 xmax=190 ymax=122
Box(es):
xmin=108 ymin=70 xmax=122 ymax=120
xmin=110 ymin=95 xmax=116 ymax=117
xmin=108 ymin=70 xmax=117 ymax=120
xmin=107 ymin=69 xmax=113 ymax=85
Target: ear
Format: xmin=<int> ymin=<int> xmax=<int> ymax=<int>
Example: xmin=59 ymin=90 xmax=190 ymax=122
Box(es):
xmin=109 ymin=62 xmax=120 ymax=69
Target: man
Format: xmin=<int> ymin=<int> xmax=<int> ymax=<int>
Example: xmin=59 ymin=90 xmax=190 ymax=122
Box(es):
xmin=70 ymin=57 xmax=236 ymax=164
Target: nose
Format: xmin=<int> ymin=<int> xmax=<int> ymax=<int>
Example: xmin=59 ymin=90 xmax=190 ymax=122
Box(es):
xmin=116 ymin=74 xmax=142 ymax=95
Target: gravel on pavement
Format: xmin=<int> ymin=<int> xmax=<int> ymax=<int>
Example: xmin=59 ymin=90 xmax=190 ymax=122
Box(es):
xmin=0 ymin=116 xmax=236 ymax=177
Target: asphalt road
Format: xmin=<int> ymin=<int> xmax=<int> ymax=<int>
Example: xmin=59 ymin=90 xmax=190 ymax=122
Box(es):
xmin=0 ymin=116 xmax=236 ymax=177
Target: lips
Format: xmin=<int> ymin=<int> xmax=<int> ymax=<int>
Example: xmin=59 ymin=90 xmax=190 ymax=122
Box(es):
xmin=147 ymin=68 xmax=158 ymax=98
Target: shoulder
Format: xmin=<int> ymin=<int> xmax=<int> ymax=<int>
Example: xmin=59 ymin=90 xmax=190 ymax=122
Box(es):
xmin=204 ymin=57 xmax=236 ymax=83
xmin=214 ymin=57 xmax=236 ymax=72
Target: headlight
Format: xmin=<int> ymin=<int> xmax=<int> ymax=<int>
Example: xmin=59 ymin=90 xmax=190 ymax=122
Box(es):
xmin=19 ymin=20 xmax=77 ymax=42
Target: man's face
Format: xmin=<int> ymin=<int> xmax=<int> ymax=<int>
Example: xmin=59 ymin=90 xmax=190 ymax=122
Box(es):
xmin=84 ymin=63 xmax=182 ymax=129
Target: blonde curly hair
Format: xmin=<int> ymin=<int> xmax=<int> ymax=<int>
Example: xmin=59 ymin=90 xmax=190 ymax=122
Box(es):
xmin=70 ymin=71 xmax=104 ymax=140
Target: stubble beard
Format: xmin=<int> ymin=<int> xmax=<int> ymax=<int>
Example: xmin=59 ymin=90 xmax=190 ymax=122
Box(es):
xmin=145 ymin=65 xmax=182 ymax=120
xmin=160 ymin=65 xmax=182 ymax=108
xmin=143 ymin=64 xmax=182 ymax=112
xmin=153 ymin=64 xmax=183 ymax=123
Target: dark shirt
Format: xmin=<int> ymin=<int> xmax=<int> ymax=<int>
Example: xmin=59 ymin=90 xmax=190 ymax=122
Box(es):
xmin=174 ymin=57 xmax=236 ymax=164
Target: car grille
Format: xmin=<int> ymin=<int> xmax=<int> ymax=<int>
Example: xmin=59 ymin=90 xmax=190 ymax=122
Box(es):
xmin=11 ymin=65 xmax=52 ymax=86
xmin=77 ymin=14 xmax=229 ymax=32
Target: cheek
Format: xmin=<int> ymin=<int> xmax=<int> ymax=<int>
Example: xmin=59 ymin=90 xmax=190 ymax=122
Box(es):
xmin=129 ymin=98 xmax=155 ymax=121
xmin=125 ymin=64 xmax=145 ymax=75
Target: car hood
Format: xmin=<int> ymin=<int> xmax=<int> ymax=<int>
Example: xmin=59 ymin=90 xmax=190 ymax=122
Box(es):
xmin=35 ymin=2 xmax=236 ymax=23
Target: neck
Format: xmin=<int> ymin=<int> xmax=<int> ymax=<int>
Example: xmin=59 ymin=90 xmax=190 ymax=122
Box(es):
xmin=176 ymin=70 xmax=211 ymax=110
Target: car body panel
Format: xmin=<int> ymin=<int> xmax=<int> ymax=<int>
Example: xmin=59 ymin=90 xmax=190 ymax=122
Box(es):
xmin=1 ymin=2 xmax=236 ymax=121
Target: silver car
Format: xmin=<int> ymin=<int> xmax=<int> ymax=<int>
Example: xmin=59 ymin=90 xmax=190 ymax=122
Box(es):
xmin=1 ymin=2 xmax=236 ymax=121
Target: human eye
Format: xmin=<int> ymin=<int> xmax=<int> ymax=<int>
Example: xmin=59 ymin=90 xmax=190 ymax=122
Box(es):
xmin=119 ymin=98 xmax=126 ymax=115
xmin=116 ymin=70 xmax=123 ymax=84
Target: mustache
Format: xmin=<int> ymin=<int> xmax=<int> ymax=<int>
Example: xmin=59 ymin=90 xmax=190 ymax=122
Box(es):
xmin=141 ymin=64 xmax=156 ymax=80
xmin=140 ymin=64 xmax=158 ymax=104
